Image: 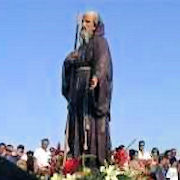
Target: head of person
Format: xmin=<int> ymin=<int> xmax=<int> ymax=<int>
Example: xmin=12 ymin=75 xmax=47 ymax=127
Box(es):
xmin=50 ymin=147 xmax=56 ymax=156
xmin=27 ymin=150 xmax=34 ymax=158
xmin=151 ymin=147 xmax=160 ymax=159
xmin=6 ymin=144 xmax=13 ymax=156
xmin=41 ymin=138 xmax=49 ymax=150
xmin=17 ymin=145 xmax=25 ymax=157
xmin=164 ymin=150 xmax=172 ymax=159
xmin=171 ymin=148 xmax=177 ymax=158
xmin=159 ymin=155 xmax=169 ymax=167
xmin=26 ymin=150 xmax=34 ymax=172
xmin=80 ymin=11 xmax=102 ymax=44
xmin=129 ymin=149 xmax=138 ymax=161
xmin=0 ymin=143 xmax=6 ymax=155
xmin=115 ymin=145 xmax=125 ymax=152
xmin=139 ymin=140 xmax=145 ymax=151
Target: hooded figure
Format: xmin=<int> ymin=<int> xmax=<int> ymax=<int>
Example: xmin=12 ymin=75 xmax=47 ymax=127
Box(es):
xmin=62 ymin=11 xmax=113 ymax=166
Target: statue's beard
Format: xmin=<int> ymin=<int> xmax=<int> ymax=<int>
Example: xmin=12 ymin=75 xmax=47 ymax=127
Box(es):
xmin=79 ymin=29 xmax=92 ymax=45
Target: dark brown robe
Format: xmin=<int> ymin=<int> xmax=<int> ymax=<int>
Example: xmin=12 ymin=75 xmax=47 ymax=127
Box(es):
xmin=62 ymin=22 xmax=113 ymax=165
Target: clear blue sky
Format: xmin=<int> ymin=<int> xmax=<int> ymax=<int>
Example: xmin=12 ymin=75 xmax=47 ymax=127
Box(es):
xmin=0 ymin=0 xmax=180 ymax=152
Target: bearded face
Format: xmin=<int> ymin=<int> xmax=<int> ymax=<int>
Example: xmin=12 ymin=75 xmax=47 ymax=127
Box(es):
xmin=80 ymin=28 xmax=92 ymax=44
xmin=79 ymin=13 xmax=97 ymax=45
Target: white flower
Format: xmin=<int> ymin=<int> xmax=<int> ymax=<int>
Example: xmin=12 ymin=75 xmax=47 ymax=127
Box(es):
xmin=51 ymin=173 xmax=63 ymax=180
xmin=100 ymin=166 xmax=106 ymax=172
xmin=62 ymin=173 xmax=77 ymax=180
xmin=100 ymin=164 xmax=121 ymax=180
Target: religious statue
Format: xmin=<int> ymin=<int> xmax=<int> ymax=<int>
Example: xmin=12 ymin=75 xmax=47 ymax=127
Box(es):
xmin=62 ymin=11 xmax=113 ymax=166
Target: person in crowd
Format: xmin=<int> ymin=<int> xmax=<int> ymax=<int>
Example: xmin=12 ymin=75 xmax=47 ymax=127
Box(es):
xmin=26 ymin=151 xmax=35 ymax=173
xmin=155 ymin=155 xmax=169 ymax=180
xmin=115 ymin=145 xmax=125 ymax=152
xmin=34 ymin=138 xmax=51 ymax=175
xmin=165 ymin=150 xmax=172 ymax=160
xmin=171 ymin=148 xmax=177 ymax=161
xmin=138 ymin=140 xmax=151 ymax=160
xmin=163 ymin=150 xmax=171 ymax=173
xmin=17 ymin=145 xmax=25 ymax=157
xmin=12 ymin=144 xmax=25 ymax=163
xmin=0 ymin=142 xmax=6 ymax=157
xmin=49 ymin=147 xmax=58 ymax=176
xmin=166 ymin=157 xmax=178 ymax=180
xmin=149 ymin=148 xmax=160 ymax=179
xmin=5 ymin=144 xmax=16 ymax=163
xmin=151 ymin=147 xmax=160 ymax=166
xmin=129 ymin=149 xmax=145 ymax=173
xmin=111 ymin=145 xmax=125 ymax=163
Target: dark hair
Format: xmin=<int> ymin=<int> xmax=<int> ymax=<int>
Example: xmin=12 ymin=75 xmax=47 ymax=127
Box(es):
xmin=50 ymin=147 xmax=55 ymax=152
xmin=6 ymin=144 xmax=13 ymax=149
xmin=6 ymin=144 xmax=13 ymax=152
xmin=171 ymin=148 xmax=176 ymax=155
xmin=139 ymin=140 xmax=145 ymax=146
xmin=129 ymin=149 xmax=138 ymax=160
xmin=0 ymin=143 xmax=6 ymax=147
xmin=17 ymin=145 xmax=24 ymax=150
xmin=116 ymin=145 xmax=125 ymax=151
xmin=41 ymin=138 xmax=49 ymax=143
xmin=164 ymin=150 xmax=171 ymax=158
xmin=151 ymin=147 xmax=160 ymax=156
xmin=158 ymin=154 xmax=169 ymax=163
xmin=27 ymin=151 xmax=34 ymax=157
xmin=27 ymin=154 xmax=34 ymax=172
xmin=170 ymin=157 xmax=176 ymax=166
xmin=158 ymin=155 xmax=164 ymax=163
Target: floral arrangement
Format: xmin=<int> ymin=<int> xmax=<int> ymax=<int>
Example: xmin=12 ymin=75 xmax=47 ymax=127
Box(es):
xmin=63 ymin=157 xmax=80 ymax=175
xmin=100 ymin=164 xmax=121 ymax=180
xmin=49 ymin=149 xmax=152 ymax=180
xmin=113 ymin=148 xmax=129 ymax=168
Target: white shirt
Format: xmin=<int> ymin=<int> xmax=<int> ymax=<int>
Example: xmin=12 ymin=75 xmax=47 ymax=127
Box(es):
xmin=21 ymin=153 xmax=27 ymax=161
xmin=166 ymin=167 xmax=178 ymax=180
xmin=34 ymin=147 xmax=51 ymax=168
xmin=138 ymin=150 xmax=151 ymax=160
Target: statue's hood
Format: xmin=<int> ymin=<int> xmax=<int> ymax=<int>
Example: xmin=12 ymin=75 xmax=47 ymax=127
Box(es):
xmin=94 ymin=22 xmax=105 ymax=36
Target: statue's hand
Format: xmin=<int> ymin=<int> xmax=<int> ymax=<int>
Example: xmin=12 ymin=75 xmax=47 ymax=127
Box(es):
xmin=66 ymin=51 xmax=79 ymax=61
xmin=90 ymin=77 xmax=98 ymax=90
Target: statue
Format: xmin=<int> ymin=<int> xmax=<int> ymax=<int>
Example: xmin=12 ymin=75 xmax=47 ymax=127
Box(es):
xmin=62 ymin=11 xmax=113 ymax=166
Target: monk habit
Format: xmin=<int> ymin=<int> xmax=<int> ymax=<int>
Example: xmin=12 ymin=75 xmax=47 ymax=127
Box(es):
xmin=62 ymin=21 xmax=113 ymax=165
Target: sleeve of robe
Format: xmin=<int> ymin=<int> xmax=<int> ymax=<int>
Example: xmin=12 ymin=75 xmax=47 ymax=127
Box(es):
xmin=92 ymin=36 xmax=113 ymax=117
xmin=62 ymin=60 xmax=71 ymax=101
xmin=93 ymin=36 xmax=112 ymax=81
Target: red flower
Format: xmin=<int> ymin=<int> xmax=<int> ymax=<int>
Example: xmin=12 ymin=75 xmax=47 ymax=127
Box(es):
xmin=114 ymin=149 xmax=129 ymax=167
xmin=63 ymin=158 xmax=80 ymax=175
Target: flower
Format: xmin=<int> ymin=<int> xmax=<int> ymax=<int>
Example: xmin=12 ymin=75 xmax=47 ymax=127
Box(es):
xmin=63 ymin=158 xmax=80 ymax=175
xmin=114 ymin=148 xmax=129 ymax=168
xmin=63 ymin=173 xmax=77 ymax=180
xmin=100 ymin=164 xmax=121 ymax=180
xmin=51 ymin=173 xmax=63 ymax=180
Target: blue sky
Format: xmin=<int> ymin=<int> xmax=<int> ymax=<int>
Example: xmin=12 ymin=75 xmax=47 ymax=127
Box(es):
xmin=0 ymin=0 xmax=180 ymax=152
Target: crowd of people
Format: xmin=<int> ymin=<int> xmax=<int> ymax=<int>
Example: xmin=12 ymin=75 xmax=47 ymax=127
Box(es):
xmin=0 ymin=139 xmax=180 ymax=180
xmin=0 ymin=139 xmax=64 ymax=179
xmin=113 ymin=140 xmax=180 ymax=180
